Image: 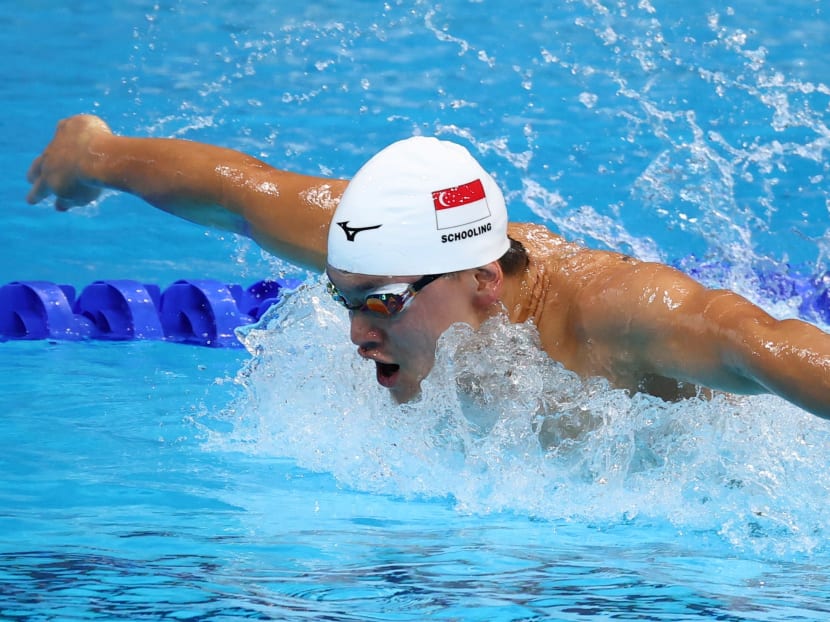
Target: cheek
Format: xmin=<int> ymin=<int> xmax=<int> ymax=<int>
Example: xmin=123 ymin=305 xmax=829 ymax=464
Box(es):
xmin=399 ymin=315 xmax=467 ymax=366
xmin=394 ymin=316 xmax=440 ymax=352
xmin=388 ymin=286 xmax=478 ymax=355
xmin=427 ymin=300 xmax=479 ymax=336
xmin=385 ymin=312 xmax=444 ymax=360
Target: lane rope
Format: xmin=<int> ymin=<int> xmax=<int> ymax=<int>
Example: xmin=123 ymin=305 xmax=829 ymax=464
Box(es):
xmin=0 ymin=278 xmax=300 ymax=348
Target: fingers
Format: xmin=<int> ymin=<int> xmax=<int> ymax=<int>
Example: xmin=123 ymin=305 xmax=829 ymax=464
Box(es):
xmin=26 ymin=178 xmax=50 ymax=205
xmin=55 ymin=184 xmax=102 ymax=211
xmin=26 ymin=155 xmax=42 ymax=183
xmin=55 ymin=197 xmax=74 ymax=212
xmin=25 ymin=156 xmax=47 ymax=204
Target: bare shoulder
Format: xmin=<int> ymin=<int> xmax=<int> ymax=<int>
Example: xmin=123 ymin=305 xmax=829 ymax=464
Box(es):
xmin=507 ymin=222 xmax=646 ymax=290
xmin=507 ymin=222 xmax=574 ymax=256
xmin=502 ymin=221 xmax=640 ymax=333
xmin=505 ymin=221 xmax=700 ymax=345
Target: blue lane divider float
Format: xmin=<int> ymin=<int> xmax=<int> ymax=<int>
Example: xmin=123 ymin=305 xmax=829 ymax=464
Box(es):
xmin=2 ymin=266 xmax=830 ymax=347
xmin=0 ymin=278 xmax=299 ymax=347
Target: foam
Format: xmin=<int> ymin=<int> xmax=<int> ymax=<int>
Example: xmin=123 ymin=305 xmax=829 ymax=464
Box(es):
xmin=206 ymin=278 xmax=830 ymax=556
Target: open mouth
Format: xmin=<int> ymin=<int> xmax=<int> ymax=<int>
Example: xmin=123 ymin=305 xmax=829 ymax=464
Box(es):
xmin=375 ymin=361 xmax=400 ymax=388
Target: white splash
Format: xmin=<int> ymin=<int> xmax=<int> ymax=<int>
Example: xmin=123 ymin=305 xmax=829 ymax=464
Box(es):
xmin=204 ymin=278 xmax=830 ymax=556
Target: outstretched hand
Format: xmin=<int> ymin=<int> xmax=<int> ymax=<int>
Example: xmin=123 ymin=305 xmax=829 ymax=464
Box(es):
xmin=26 ymin=115 xmax=113 ymax=211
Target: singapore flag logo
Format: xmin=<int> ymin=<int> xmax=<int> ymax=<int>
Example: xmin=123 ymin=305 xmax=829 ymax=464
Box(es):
xmin=431 ymin=179 xmax=491 ymax=230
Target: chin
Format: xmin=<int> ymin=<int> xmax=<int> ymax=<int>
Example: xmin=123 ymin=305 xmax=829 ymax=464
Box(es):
xmin=388 ymin=381 xmax=420 ymax=404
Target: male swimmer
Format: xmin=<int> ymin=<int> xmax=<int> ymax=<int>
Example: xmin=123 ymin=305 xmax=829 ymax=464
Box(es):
xmin=26 ymin=115 xmax=830 ymax=418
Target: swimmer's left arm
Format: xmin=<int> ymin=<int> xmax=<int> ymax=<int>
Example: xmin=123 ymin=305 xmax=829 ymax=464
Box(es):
xmin=576 ymin=258 xmax=830 ymax=419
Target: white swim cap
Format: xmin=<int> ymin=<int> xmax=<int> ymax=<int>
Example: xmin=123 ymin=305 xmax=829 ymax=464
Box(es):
xmin=327 ymin=136 xmax=510 ymax=276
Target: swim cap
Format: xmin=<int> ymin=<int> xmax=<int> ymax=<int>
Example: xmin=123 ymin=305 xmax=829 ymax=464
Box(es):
xmin=327 ymin=136 xmax=510 ymax=276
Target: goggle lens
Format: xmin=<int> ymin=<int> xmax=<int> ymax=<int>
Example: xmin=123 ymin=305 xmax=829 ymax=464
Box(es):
xmin=327 ymin=274 xmax=444 ymax=317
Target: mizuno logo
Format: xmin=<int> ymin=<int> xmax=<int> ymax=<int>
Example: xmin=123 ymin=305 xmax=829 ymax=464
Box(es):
xmin=337 ymin=221 xmax=382 ymax=242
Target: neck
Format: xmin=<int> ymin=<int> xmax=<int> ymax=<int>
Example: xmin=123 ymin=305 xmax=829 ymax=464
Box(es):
xmin=500 ymin=256 xmax=546 ymax=326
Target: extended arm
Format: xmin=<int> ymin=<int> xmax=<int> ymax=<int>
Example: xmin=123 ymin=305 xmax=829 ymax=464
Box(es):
xmin=26 ymin=115 xmax=347 ymax=271
xmin=574 ymin=256 xmax=830 ymax=419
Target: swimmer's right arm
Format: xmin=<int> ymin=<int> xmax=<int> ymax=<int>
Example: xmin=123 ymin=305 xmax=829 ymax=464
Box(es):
xmin=26 ymin=115 xmax=347 ymax=272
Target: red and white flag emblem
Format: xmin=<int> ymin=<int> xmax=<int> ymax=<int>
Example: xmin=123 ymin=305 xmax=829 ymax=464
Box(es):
xmin=432 ymin=179 xmax=491 ymax=230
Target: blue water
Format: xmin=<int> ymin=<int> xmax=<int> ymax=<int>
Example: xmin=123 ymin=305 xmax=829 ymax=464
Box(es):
xmin=3 ymin=1 xmax=830 ymax=620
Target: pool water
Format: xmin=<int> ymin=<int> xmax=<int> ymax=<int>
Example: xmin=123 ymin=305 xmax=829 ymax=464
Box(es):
xmin=3 ymin=1 xmax=830 ymax=620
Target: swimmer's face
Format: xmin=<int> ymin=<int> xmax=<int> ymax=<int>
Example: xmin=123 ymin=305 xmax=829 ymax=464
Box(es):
xmin=327 ymin=266 xmax=495 ymax=403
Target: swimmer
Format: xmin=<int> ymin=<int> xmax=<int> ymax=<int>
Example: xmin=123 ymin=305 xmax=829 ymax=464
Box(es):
xmin=26 ymin=115 xmax=830 ymax=418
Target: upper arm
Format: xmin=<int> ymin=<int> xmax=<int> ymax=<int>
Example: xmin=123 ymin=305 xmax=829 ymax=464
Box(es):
xmin=234 ymin=170 xmax=348 ymax=271
xmin=577 ymin=259 xmax=830 ymax=418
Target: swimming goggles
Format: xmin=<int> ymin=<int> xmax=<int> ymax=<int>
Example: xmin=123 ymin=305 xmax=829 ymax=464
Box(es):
xmin=326 ymin=274 xmax=445 ymax=316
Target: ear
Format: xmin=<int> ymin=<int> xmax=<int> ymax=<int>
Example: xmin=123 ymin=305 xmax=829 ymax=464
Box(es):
xmin=470 ymin=261 xmax=504 ymax=309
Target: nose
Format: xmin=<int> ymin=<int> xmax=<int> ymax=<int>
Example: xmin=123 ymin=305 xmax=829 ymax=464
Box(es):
xmin=349 ymin=311 xmax=384 ymax=357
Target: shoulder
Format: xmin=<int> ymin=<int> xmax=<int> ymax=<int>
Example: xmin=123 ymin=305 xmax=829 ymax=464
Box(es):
xmin=507 ymin=222 xmax=571 ymax=251
xmin=504 ymin=221 xmax=710 ymax=317
xmin=506 ymin=221 xmax=631 ymax=285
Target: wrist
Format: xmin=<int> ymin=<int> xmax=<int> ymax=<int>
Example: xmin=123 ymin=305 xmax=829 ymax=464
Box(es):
xmin=77 ymin=121 xmax=119 ymax=186
xmin=83 ymin=131 xmax=120 ymax=188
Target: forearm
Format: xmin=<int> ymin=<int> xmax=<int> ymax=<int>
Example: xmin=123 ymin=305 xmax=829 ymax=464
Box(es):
xmin=737 ymin=318 xmax=830 ymax=419
xmin=682 ymin=290 xmax=830 ymax=418
xmin=85 ymin=133 xmax=346 ymax=270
